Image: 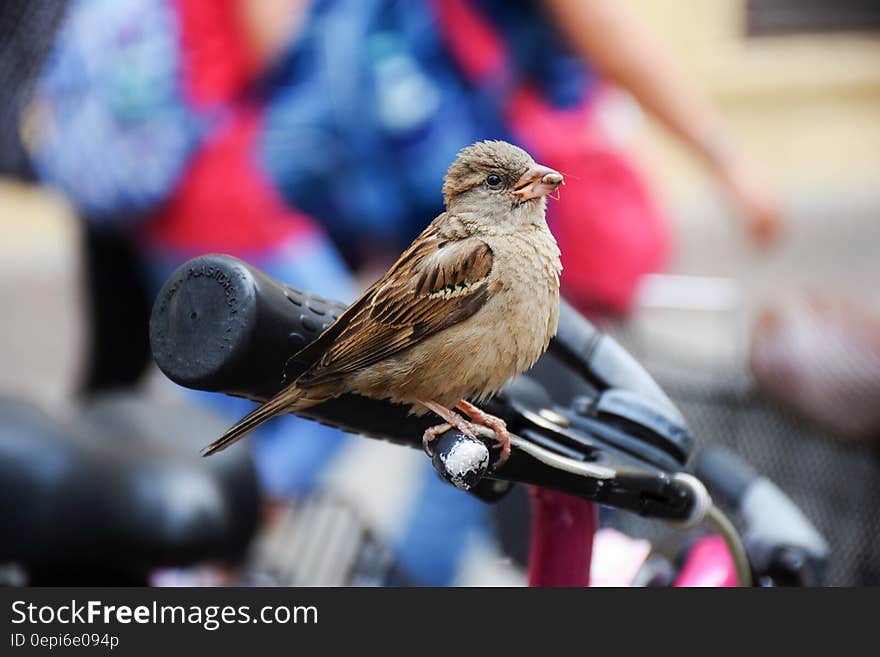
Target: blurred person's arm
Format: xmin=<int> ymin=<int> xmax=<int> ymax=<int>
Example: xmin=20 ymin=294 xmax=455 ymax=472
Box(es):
xmin=542 ymin=0 xmax=782 ymax=246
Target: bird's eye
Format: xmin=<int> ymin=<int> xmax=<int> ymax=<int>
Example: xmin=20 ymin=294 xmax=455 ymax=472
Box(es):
xmin=485 ymin=173 xmax=503 ymax=189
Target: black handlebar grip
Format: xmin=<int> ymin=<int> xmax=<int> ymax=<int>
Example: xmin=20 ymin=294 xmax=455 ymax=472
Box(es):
xmin=149 ymin=254 xmax=346 ymax=399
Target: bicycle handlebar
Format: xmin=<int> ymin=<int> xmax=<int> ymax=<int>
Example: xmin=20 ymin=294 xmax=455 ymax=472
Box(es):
xmin=149 ymin=254 xmax=700 ymax=520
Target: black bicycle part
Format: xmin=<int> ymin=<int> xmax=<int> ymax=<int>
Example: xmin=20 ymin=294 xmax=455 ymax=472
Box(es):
xmin=0 ymin=395 xmax=261 ymax=584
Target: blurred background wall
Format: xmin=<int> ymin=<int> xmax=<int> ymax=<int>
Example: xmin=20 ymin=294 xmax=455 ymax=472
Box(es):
xmin=634 ymin=0 xmax=880 ymax=202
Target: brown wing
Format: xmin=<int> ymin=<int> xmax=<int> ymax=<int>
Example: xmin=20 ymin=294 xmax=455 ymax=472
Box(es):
xmin=294 ymin=223 xmax=497 ymax=388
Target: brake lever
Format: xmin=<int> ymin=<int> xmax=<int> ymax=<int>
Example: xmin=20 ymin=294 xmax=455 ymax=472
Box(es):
xmin=427 ymin=384 xmax=709 ymax=525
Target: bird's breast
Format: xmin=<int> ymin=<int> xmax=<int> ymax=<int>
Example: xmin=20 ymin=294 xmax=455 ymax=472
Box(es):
xmin=410 ymin=226 xmax=562 ymax=404
xmin=484 ymin=227 xmax=562 ymax=372
xmin=347 ymin=225 xmax=562 ymax=408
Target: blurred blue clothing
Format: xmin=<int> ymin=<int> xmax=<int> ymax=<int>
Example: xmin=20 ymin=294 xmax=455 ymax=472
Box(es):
xmin=259 ymin=0 xmax=594 ymax=258
xmin=259 ymin=0 xmax=498 ymax=255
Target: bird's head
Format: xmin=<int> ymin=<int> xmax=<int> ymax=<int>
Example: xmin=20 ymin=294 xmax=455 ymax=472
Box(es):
xmin=442 ymin=140 xmax=564 ymax=222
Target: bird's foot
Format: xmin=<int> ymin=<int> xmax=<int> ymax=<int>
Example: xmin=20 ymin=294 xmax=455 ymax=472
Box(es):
xmin=419 ymin=399 xmax=479 ymax=457
xmin=456 ymin=400 xmax=510 ymax=468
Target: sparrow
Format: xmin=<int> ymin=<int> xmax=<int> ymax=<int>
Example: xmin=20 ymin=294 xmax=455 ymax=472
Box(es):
xmin=203 ymin=140 xmax=564 ymax=466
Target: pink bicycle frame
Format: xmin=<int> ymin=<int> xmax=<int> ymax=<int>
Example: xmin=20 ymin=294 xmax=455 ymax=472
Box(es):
xmin=528 ymin=489 xmax=596 ymax=586
xmin=527 ymin=489 xmax=737 ymax=587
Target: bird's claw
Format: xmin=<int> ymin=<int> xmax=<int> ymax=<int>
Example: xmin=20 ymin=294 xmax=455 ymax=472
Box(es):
xmin=455 ymin=400 xmax=510 ymax=469
xmin=491 ymin=430 xmax=511 ymax=468
xmin=420 ymin=399 xmax=509 ymax=469
xmin=422 ymin=418 xmax=481 ymax=457
xmin=422 ymin=422 xmax=452 ymax=457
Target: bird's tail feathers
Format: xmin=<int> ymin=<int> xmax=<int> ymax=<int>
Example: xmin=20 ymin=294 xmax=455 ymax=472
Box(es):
xmin=202 ymin=386 xmax=316 ymax=456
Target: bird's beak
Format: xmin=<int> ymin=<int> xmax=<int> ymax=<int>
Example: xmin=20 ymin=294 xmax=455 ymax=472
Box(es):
xmin=512 ymin=164 xmax=564 ymax=202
